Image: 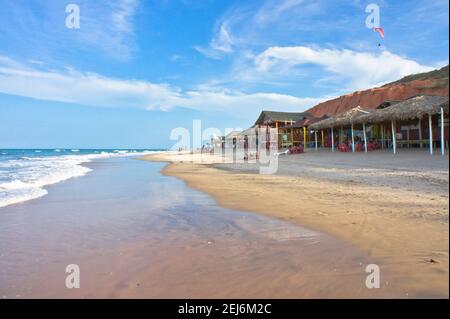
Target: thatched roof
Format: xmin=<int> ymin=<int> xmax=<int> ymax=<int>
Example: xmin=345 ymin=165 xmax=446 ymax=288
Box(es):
xmin=353 ymin=95 xmax=449 ymax=125
xmin=240 ymin=126 xmax=257 ymax=136
xmin=225 ymin=130 xmax=242 ymax=139
xmin=225 ymin=127 xmax=258 ymax=139
xmin=297 ymin=115 xmax=328 ymax=128
xmin=283 ymin=115 xmax=328 ymax=129
xmin=309 ymin=106 xmax=373 ymax=130
xmin=376 ymin=100 xmax=401 ymax=109
xmin=254 ymin=110 xmax=310 ymax=125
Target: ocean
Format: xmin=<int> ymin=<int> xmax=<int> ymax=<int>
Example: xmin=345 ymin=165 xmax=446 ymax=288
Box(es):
xmin=0 ymin=149 xmax=163 ymax=208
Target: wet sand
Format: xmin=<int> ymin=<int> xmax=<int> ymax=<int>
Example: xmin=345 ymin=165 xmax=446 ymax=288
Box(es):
xmin=142 ymin=150 xmax=449 ymax=298
xmin=0 ymin=157 xmax=397 ymax=298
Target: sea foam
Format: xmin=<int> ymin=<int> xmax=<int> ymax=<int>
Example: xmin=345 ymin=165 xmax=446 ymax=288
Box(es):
xmin=0 ymin=150 xmax=158 ymax=208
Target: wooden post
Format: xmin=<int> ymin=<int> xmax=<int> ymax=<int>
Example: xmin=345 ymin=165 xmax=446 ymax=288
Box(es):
xmin=418 ymin=117 xmax=423 ymax=149
xmin=429 ymin=113 xmax=433 ymax=155
xmin=303 ymin=127 xmax=307 ymax=148
xmin=321 ymin=129 xmax=325 ymax=148
xmin=406 ymin=127 xmax=410 ymax=149
xmin=391 ymin=120 xmax=396 ymax=155
xmin=363 ymin=122 xmax=368 ymax=153
xmin=441 ymin=108 xmax=445 ymax=156
xmin=314 ymin=130 xmax=318 ymax=151
xmin=351 ymin=123 xmax=355 ymax=153
xmin=290 ymin=120 xmax=294 ymax=146
xmin=275 ymin=121 xmax=279 ymax=150
xmin=331 ymin=127 xmax=335 ymax=152
xmin=255 ymin=126 xmax=259 ymax=151
xmin=381 ymin=124 xmax=385 ymax=149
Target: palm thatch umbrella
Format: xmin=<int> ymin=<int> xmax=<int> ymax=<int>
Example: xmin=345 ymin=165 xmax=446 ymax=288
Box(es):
xmin=309 ymin=106 xmax=373 ymax=152
xmin=311 ymin=95 xmax=449 ymax=155
xmin=309 ymin=106 xmax=373 ymax=130
xmin=352 ymin=95 xmax=449 ymax=155
xmin=352 ymin=95 xmax=448 ymax=125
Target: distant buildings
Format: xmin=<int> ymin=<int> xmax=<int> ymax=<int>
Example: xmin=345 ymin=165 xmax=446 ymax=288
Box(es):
xmin=223 ymin=95 xmax=449 ymax=156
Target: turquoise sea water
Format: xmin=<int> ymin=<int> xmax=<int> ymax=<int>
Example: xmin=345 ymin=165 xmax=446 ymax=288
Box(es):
xmin=0 ymin=149 xmax=164 ymax=208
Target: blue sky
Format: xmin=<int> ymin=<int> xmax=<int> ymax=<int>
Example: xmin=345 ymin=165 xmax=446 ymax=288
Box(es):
xmin=0 ymin=0 xmax=448 ymax=148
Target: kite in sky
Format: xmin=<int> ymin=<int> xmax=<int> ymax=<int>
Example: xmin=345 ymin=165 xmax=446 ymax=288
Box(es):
xmin=374 ymin=27 xmax=385 ymax=38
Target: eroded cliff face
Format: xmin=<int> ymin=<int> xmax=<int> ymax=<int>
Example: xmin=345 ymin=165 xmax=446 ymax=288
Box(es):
xmin=307 ymin=79 xmax=449 ymax=117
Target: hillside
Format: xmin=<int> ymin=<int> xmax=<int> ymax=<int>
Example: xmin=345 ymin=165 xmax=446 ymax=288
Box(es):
xmin=307 ymin=65 xmax=449 ymax=117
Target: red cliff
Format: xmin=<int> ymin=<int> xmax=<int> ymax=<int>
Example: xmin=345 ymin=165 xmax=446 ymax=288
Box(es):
xmin=307 ymin=66 xmax=449 ymax=117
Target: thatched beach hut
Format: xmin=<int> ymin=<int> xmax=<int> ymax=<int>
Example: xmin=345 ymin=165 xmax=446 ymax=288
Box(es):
xmin=284 ymin=115 xmax=329 ymax=148
xmin=353 ymin=95 xmax=449 ymax=155
xmin=224 ymin=127 xmax=258 ymax=151
xmin=310 ymin=106 xmax=373 ymax=152
xmin=353 ymin=95 xmax=448 ymax=125
xmin=310 ymin=95 xmax=449 ymax=155
xmin=310 ymin=106 xmax=373 ymax=130
xmin=224 ymin=130 xmax=242 ymax=149
xmin=254 ymin=111 xmax=310 ymax=149
xmin=239 ymin=126 xmax=258 ymax=150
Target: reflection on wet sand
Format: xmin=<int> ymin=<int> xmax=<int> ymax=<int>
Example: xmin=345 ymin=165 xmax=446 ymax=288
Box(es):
xmin=0 ymin=158 xmax=400 ymax=298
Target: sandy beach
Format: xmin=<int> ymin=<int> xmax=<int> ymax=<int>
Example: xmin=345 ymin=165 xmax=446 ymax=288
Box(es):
xmin=142 ymin=150 xmax=449 ymax=298
xmin=1 ymin=156 xmax=399 ymax=299
xmin=0 ymin=151 xmax=447 ymax=298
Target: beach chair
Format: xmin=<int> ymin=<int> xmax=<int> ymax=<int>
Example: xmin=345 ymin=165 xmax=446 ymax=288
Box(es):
xmin=288 ymin=145 xmax=304 ymax=154
xmin=367 ymin=142 xmax=377 ymax=151
xmin=337 ymin=144 xmax=350 ymax=152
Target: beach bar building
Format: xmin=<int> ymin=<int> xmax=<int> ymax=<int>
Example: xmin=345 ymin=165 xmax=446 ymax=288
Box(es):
xmin=224 ymin=130 xmax=242 ymax=149
xmin=284 ymin=115 xmax=329 ymax=149
xmin=309 ymin=106 xmax=374 ymax=152
xmin=254 ymin=111 xmax=311 ymax=149
xmin=221 ymin=127 xmax=261 ymax=160
xmin=309 ymin=95 xmax=449 ymax=155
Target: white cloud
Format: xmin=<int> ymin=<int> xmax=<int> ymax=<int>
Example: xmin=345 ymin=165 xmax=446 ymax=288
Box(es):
xmin=194 ymin=22 xmax=234 ymax=59
xmin=78 ymin=0 xmax=140 ymax=60
xmin=182 ymin=90 xmax=322 ymax=115
xmin=196 ymin=0 xmax=325 ymax=57
xmin=0 ymin=57 xmax=321 ymax=118
xmin=27 ymin=59 xmax=45 ymax=66
xmin=254 ymin=0 xmax=307 ymax=26
xmin=111 ymin=0 xmax=138 ymax=34
xmin=0 ymin=0 xmax=140 ymax=61
xmin=211 ymin=24 xmax=234 ymax=53
xmin=254 ymin=46 xmax=435 ymax=90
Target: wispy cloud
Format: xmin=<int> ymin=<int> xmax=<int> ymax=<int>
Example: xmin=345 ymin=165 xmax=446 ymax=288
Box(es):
xmin=194 ymin=22 xmax=234 ymax=59
xmin=253 ymin=46 xmax=435 ymax=90
xmin=111 ymin=0 xmax=138 ymax=34
xmin=73 ymin=0 xmax=140 ymax=60
xmin=195 ymin=0 xmax=448 ymax=67
xmin=0 ymin=57 xmax=322 ymax=118
xmin=253 ymin=0 xmax=312 ymax=26
xmin=0 ymin=0 xmax=140 ymax=61
xmin=195 ymin=0 xmax=326 ymax=58
xmin=201 ymin=43 xmax=438 ymax=97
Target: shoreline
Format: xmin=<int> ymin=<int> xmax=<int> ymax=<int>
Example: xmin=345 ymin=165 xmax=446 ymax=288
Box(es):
xmin=141 ymin=151 xmax=449 ymax=297
xmin=0 ymin=150 xmax=162 ymax=209
xmin=1 ymin=157 xmax=390 ymax=298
